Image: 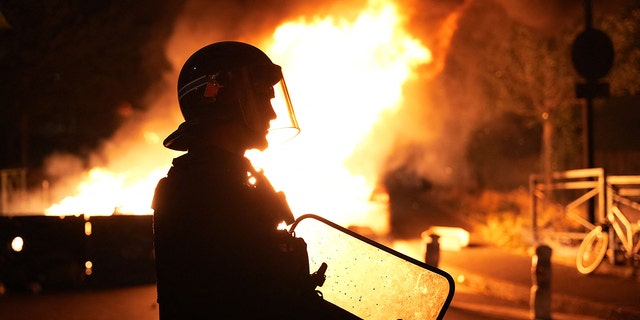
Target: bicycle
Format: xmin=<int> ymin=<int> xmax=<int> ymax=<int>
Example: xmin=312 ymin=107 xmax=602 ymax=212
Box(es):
xmin=576 ymin=202 xmax=640 ymax=274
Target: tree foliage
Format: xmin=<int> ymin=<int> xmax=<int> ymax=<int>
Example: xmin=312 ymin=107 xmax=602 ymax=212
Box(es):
xmin=453 ymin=0 xmax=640 ymax=189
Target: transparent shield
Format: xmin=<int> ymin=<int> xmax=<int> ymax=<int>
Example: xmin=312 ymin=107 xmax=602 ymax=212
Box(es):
xmin=291 ymin=214 xmax=455 ymax=320
xmin=235 ymin=65 xmax=300 ymax=145
xmin=267 ymin=77 xmax=300 ymax=144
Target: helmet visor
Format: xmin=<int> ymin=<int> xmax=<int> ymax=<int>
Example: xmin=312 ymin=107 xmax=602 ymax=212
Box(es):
xmin=235 ymin=64 xmax=300 ymax=144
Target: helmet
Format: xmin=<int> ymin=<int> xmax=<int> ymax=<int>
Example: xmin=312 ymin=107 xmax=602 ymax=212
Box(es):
xmin=164 ymin=41 xmax=299 ymax=151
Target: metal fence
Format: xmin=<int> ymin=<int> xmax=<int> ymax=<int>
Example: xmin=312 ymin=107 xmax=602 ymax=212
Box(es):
xmin=529 ymin=168 xmax=640 ymax=242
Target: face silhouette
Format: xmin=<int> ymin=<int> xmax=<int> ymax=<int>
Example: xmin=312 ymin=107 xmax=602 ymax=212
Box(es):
xmin=241 ymin=84 xmax=277 ymax=151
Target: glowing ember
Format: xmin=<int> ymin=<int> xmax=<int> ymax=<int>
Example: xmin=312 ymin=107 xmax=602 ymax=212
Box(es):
xmin=44 ymin=0 xmax=432 ymax=235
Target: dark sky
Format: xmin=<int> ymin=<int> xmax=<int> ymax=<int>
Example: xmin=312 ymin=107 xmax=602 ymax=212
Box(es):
xmin=0 ymin=1 xmax=184 ymax=171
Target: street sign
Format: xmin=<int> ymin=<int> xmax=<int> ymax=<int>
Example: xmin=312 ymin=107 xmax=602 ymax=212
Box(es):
xmin=571 ymin=28 xmax=614 ymax=81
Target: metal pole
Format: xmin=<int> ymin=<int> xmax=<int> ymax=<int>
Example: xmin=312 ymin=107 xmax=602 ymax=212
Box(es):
xmin=530 ymin=174 xmax=539 ymax=242
xmin=425 ymin=234 xmax=440 ymax=267
xmin=584 ymin=0 xmax=592 ymax=29
xmin=583 ymin=0 xmax=596 ymax=224
xmin=531 ymin=244 xmax=552 ymax=320
xmin=583 ymin=96 xmax=594 ymax=170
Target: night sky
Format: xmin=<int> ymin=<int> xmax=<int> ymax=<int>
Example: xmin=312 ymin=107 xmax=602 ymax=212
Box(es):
xmin=0 ymin=1 xmax=183 ymax=171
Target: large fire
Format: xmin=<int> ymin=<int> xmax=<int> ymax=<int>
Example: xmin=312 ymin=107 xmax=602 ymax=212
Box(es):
xmin=43 ymin=0 xmax=435 ymax=235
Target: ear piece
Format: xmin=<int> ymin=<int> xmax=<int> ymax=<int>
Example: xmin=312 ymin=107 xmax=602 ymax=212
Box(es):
xmin=204 ymin=72 xmax=231 ymax=98
xmin=204 ymin=79 xmax=222 ymax=98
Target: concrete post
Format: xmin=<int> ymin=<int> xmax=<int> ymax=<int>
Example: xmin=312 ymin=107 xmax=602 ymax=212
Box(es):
xmin=531 ymin=244 xmax=552 ymax=320
xmin=425 ymin=234 xmax=440 ymax=267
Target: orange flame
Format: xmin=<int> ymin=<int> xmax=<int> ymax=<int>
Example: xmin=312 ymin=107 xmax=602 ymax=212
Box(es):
xmin=249 ymin=1 xmax=431 ymax=233
xmin=45 ymin=167 xmax=167 ymax=216
xmin=44 ymin=0 xmax=432 ymax=235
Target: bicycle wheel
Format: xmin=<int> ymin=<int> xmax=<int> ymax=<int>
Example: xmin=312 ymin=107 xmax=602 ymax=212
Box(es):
xmin=576 ymin=226 xmax=608 ymax=275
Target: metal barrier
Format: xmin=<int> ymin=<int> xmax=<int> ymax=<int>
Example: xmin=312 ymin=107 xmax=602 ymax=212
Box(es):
xmin=530 ymin=168 xmax=640 ymax=241
xmin=606 ymin=175 xmax=640 ymax=213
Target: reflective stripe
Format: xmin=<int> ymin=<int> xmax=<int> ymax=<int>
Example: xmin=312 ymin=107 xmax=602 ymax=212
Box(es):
xmin=178 ymin=75 xmax=209 ymax=100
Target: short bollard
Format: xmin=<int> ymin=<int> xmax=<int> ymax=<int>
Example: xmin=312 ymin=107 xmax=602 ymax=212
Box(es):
xmin=425 ymin=234 xmax=440 ymax=267
xmin=531 ymin=244 xmax=552 ymax=320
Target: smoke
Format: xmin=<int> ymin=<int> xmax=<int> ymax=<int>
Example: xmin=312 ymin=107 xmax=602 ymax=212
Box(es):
xmin=22 ymin=0 xmax=612 ymax=214
xmin=153 ymin=0 xmax=629 ymax=194
xmin=23 ymin=0 xmax=482 ymax=212
xmin=14 ymin=0 xmax=307 ymax=213
xmin=388 ymin=0 xmax=474 ymax=184
xmin=494 ymin=0 xmax=583 ymax=34
xmin=492 ymin=0 xmax=633 ymax=35
xmin=362 ymin=0 xmax=628 ymax=189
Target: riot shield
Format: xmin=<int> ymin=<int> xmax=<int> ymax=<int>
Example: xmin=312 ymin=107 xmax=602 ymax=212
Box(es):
xmin=291 ymin=214 xmax=454 ymax=320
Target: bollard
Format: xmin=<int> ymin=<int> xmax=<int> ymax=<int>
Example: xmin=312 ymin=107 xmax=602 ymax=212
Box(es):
xmin=425 ymin=234 xmax=440 ymax=267
xmin=530 ymin=244 xmax=552 ymax=320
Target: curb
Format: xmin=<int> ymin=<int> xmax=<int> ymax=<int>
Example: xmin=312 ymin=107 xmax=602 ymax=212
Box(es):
xmin=441 ymin=265 xmax=640 ymax=320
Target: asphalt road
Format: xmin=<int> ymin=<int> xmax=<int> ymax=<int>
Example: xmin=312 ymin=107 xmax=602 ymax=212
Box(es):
xmin=0 ymin=282 xmax=602 ymax=320
xmin=1 ymin=239 xmax=638 ymax=319
xmin=0 ymin=284 xmax=519 ymax=320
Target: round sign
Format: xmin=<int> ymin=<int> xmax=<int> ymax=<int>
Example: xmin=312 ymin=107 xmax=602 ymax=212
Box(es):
xmin=571 ymin=28 xmax=614 ymax=80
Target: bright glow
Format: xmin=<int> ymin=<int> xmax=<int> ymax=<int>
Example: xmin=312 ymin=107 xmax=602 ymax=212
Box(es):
xmin=84 ymin=221 xmax=92 ymax=236
xmin=45 ymin=167 xmax=168 ymax=216
xmin=11 ymin=236 xmax=24 ymax=252
xmin=248 ymin=0 xmax=431 ymax=233
xmin=43 ymin=0 xmax=432 ymax=236
xmin=421 ymin=226 xmax=470 ymax=251
xmin=85 ymin=260 xmax=93 ymax=276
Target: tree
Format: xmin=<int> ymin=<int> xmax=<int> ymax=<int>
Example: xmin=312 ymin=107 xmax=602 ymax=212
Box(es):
xmin=451 ymin=0 xmax=640 ymax=190
xmin=601 ymin=4 xmax=640 ymax=96
xmin=490 ymin=24 xmax=579 ymax=188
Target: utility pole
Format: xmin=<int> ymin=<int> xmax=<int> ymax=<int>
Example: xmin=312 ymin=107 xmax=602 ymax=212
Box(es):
xmin=571 ymin=0 xmax=613 ymax=223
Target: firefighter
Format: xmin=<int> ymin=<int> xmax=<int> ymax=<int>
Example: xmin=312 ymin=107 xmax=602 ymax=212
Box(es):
xmin=151 ymin=41 xmax=350 ymax=319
